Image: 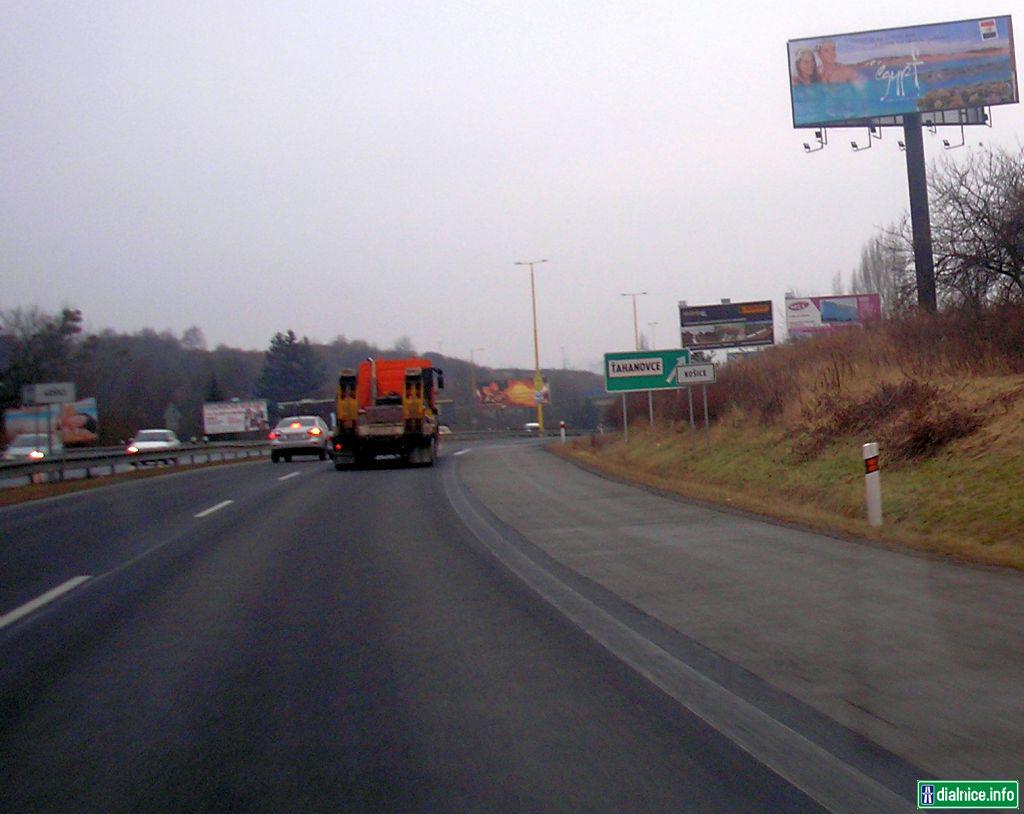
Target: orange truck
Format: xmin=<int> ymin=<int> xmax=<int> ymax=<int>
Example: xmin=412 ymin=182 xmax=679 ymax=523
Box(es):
xmin=332 ymin=357 xmax=445 ymax=468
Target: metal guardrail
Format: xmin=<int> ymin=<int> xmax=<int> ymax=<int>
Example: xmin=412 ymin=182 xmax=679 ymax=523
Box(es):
xmin=0 ymin=441 xmax=269 ymax=485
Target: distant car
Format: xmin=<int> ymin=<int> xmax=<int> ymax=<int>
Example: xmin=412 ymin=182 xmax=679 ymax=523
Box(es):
xmin=3 ymin=433 xmax=64 ymax=461
xmin=269 ymin=416 xmax=330 ymax=462
xmin=524 ymin=422 xmax=541 ymax=434
xmin=126 ymin=429 xmax=181 ymax=464
xmin=438 ymin=425 xmax=452 ymax=436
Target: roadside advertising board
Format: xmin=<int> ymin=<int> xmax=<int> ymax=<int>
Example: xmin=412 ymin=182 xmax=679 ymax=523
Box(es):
xmin=786 ymin=293 xmax=882 ymax=337
xmin=604 ymin=349 xmax=692 ymax=393
xmin=4 ymin=398 xmax=99 ymax=445
xmin=202 ymin=400 xmax=269 ymax=434
xmin=788 ymin=16 xmax=1018 ymax=128
xmin=476 ymin=378 xmax=551 ymax=408
xmin=679 ymin=301 xmax=775 ymax=350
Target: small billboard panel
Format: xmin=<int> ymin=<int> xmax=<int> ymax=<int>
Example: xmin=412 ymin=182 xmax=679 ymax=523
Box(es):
xmin=788 ymin=16 xmax=1018 ymax=128
xmin=476 ymin=378 xmax=551 ymax=408
xmin=4 ymin=398 xmax=99 ymax=445
xmin=202 ymin=400 xmax=269 ymax=434
xmin=679 ymin=301 xmax=775 ymax=350
xmin=786 ymin=293 xmax=882 ymax=337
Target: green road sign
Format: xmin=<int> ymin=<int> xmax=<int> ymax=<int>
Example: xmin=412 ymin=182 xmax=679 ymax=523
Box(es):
xmin=604 ymin=349 xmax=692 ymax=393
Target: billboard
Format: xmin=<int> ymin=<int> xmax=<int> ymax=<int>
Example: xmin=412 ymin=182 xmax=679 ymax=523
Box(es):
xmin=475 ymin=378 xmax=551 ymax=408
xmin=3 ymin=398 xmax=100 ymax=445
xmin=679 ymin=301 xmax=775 ymax=350
xmin=786 ymin=293 xmax=882 ymax=337
xmin=788 ymin=16 xmax=1018 ymax=127
xmin=202 ymin=400 xmax=269 ymax=434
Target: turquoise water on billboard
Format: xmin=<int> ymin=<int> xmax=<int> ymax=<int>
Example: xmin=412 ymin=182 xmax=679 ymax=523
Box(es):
xmin=792 ymin=57 xmax=1015 ymax=126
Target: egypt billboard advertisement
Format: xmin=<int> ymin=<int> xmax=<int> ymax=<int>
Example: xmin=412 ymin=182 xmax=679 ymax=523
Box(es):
xmin=788 ymin=16 xmax=1018 ymax=127
xmin=679 ymin=301 xmax=775 ymax=350
xmin=4 ymin=398 xmax=100 ymax=445
xmin=475 ymin=378 xmax=551 ymax=408
xmin=202 ymin=400 xmax=269 ymax=434
xmin=786 ymin=293 xmax=882 ymax=337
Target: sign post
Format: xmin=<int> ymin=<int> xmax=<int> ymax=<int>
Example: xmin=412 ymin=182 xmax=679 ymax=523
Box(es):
xmin=604 ymin=349 xmax=718 ymax=445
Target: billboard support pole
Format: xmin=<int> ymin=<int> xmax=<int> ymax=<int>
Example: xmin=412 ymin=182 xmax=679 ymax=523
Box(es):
xmin=622 ymin=394 xmax=629 ymax=443
xmin=902 ymin=113 xmax=937 ymax=313
xmin=687 ymin=387 xmax=696 ymax=451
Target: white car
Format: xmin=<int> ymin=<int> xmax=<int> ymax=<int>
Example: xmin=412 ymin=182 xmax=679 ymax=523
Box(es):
xmin=3 ymin=433 xmax=64 ymax=461
xmin=269 ymin=416 xmax=330 ymax=462
xmin=126 ymin=429 xmax=182 ymax=464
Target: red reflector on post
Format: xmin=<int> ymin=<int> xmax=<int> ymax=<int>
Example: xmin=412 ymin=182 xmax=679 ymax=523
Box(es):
xmin=864 ymin=456 xmax=879 ymax=474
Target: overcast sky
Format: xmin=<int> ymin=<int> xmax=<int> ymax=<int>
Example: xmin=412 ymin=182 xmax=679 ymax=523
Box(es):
xmin=3 ymin=2 xmax=1021 ymax=371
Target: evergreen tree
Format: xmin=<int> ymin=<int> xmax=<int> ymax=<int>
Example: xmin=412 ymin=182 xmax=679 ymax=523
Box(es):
xmin=254 ymin=330 xmax=326 ymax=404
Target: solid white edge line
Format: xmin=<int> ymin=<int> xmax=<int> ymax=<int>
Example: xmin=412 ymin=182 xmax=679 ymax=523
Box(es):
xmin=194 ymin=499 xmax=234 ymax=518
xmin=0 ymin=576 xmax=92 ymax=630
xmin=277 ymin=471 xmax=300 ymax=481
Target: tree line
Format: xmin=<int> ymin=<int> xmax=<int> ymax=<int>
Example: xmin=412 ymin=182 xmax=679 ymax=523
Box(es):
xmin=0 ymin=314 xmax=605 ymax=445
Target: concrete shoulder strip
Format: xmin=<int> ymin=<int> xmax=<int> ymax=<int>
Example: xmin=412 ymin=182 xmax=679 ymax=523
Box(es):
xmin=442 ymin=462 xmax=912 ymax=814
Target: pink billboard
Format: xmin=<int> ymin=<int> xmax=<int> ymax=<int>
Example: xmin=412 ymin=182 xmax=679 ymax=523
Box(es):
xmin=785 ymin=294 xmax=882 ymax=337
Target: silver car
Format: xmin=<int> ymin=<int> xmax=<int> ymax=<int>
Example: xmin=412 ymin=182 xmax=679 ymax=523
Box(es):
xmin=3 ymin=432 xmax=65 ymax=461
xmin=126 ymin=429 xmax=182 ymax=464
xmin=269 ymin=416 xmax=330 ymax=462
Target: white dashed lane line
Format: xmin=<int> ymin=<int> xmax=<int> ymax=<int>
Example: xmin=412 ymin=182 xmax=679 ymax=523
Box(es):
xmin=0 ymin=576 xmax=92 ymax=630
xmin=194 ymin=500 xmax=234 ymax=519
xmin=277 ymin=472 xmax=300 ymax=481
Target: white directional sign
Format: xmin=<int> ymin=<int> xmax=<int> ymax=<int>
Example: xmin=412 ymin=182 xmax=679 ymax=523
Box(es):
xmin=666 ymin=362 xmax=716 ymax=385
xmin=21 ymin=382 xmax=77 ymax=404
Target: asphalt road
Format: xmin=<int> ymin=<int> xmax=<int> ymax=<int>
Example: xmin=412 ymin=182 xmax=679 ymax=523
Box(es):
xmin=1 ymin=448 xmax=826 ymax=813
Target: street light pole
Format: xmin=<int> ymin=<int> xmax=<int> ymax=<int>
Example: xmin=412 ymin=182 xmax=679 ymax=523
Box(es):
xmin=621 ymin=291 xmax=648 ymax=351
xmin=469 ymin=347 xmax=484 ymax=428
xmin=516 ymin=259 xmax=548 ymax=432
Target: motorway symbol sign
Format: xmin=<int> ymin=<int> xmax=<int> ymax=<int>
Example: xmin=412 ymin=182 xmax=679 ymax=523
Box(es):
xmin=604 ymin=349 xmax=691 ymax=393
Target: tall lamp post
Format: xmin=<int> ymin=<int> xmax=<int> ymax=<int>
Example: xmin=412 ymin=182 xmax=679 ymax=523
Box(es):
xmin=621 ymin=291 xmax=648 ymax=351
xmin=621 ymin=291 xmax=652 ymax=427
xmin=515 ymin=259 xmax=548 ymax=432
xmin=469 ymin=347 xmax=485 ymax=429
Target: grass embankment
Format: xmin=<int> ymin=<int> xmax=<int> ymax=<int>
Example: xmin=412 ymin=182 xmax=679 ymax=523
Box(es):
xmin=561 ymin=310 xmax=1024 ymax=570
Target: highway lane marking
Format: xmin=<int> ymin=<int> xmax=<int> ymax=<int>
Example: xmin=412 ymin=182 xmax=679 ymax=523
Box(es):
xmin=194 ymin=499 xmax=234 ymax=518
xmin=0 ymin=576 xmax=92 ymax=630
xmin=277 ymin=472 xmax=300 ymax=481
xmin=453 ymin=449 xmax=471 ymax=457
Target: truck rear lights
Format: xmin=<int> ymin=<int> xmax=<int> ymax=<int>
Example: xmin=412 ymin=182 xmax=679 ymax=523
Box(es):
xmin=334 ymin=443 xmax=342 ymax=451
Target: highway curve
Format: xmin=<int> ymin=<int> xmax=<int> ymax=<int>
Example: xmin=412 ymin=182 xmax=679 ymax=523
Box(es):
xmin=1 ymin=447 xmax=827 ymax=813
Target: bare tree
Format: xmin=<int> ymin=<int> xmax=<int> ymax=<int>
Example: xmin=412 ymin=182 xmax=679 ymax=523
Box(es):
xmin=929 ymin=145 xmax=1024 ymax=307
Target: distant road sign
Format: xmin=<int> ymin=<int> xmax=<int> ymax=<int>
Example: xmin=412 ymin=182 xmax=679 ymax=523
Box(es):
xmin=604 ymin=349 xmax=691 ymax=393
xmin=666 ymin=362 xmax=717 ymax=385
xmin=21 ymin=382 xmax=76 ymax=404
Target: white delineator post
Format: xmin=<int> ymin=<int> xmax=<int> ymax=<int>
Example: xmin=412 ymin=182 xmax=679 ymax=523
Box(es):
xmin=560 ymin=420 xmax=566 ymax=445
xmin=862 ymin=442 xmax=882 ymax=527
